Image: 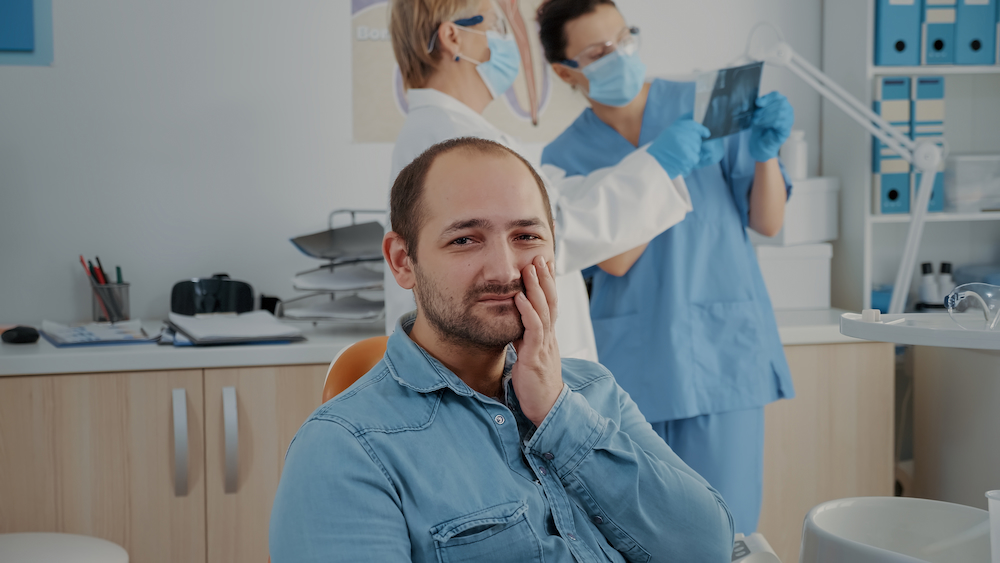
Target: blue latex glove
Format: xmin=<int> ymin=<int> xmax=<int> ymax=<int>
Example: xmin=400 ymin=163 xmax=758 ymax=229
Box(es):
xmin=749 ymin=91 xmax=795 ymax=162
xmin=697 ymin=138 xmax=725 ymax=169
xmin=647 ymin=116 xmax=710 ymax=179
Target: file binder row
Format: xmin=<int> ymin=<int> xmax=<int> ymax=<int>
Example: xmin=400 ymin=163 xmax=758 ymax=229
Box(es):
xmin=872 ymin=76 xmax=946 ymax=214
xmin=875 ymin=0 xmax=999 ymax=66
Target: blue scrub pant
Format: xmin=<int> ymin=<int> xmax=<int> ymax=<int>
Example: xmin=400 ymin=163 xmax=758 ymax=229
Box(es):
xmin=650 ymin=407 xmax=764 ymax=535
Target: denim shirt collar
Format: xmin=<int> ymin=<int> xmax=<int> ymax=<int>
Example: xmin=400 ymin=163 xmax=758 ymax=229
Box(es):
xmin=385 ymin=312 xmax=516 ymax=399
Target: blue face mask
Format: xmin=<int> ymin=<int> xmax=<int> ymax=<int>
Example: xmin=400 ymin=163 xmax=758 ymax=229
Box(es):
xmin=459 ymin=30 xmax=521 ymax=99
xmin=582 ymin=49 xmax=647 ymax=107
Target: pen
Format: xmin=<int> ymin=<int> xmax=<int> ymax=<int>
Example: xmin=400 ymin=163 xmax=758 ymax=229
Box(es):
xmin=95 ymin=256 xmax=109 ymax=285
xmin=89 ymin=260 xmax=106 ymax=284
xmin=81 ymin=255 xmax=112 ymax=321
xmin=116 ymin=266 xmax=123 ymax=284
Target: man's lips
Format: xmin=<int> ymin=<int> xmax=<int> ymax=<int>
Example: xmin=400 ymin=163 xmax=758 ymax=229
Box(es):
xmin=477 ymin=292 xmax=519 ymax=303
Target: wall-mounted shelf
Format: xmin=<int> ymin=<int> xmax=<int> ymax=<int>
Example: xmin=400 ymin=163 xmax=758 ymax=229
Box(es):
xmin=868 ymin=211 xmax=1000 ymax=224
xmin=869 ymin=65 xmax=1000 ymax=77
xmin=824 ymin=0 xmax=1000 ymax=311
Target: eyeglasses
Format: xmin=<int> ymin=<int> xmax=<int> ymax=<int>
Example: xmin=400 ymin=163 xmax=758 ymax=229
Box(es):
xmin=561 ymin=26 xmax=640 ymax=69
xmin=426 ymin=8 xmax=509 ymax=54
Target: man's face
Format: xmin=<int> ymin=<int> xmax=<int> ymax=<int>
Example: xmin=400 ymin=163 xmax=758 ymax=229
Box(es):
xmin=411 ymin=149 xmax=554 ymax=350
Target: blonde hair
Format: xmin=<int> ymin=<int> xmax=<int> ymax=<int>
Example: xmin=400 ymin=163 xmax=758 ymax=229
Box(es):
xmin=389 ymin=0 xmax=480 ymax=89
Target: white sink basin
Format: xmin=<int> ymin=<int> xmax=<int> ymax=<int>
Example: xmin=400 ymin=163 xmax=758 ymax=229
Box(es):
xmin=800 ymin=497 xmax=991 ymax=563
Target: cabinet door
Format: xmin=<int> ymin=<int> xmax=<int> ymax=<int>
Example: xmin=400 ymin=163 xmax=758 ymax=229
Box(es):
xmin=758 ymin=342 xmax=894 ymax=563
xmin=0 ymin=370 xmax=206 ymax=563
xmin=204 ymin=364 xmax=327 ymax=563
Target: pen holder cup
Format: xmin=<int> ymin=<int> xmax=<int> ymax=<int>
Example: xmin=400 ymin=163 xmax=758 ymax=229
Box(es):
xmin=92 ymin=283 xmax=130 ymax=323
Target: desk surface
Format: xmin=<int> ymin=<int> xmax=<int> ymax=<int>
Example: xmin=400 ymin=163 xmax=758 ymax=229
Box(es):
xmin=1 ymin=309 xmax=857 ymax=377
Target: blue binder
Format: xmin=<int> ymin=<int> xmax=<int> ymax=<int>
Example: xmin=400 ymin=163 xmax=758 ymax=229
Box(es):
xmin=876 ymin=0 xmax=922 ymax=65
xmin=923 ymin=0 xmax=958 ymax=64
xmin=875 ymin=173 xmax=912 ymax=214
xmin=915 ymin=171 xmax=946 ymax=211
xmin=955 ymin=0 xmax=997 ymax=64
xmin=872 ymin=77 xmax=912 ymax=174
xmin=0 ymin=0 xmax=35 ymax=52
xmin=912 ymin=76 xmax=946 ymax=212
xmin=912 ymin=76 xmax=945 ymax=140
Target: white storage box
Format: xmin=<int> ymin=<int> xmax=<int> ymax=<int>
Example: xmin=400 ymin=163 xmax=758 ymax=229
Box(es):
xmin=749 ymin=177 xmax=840 ymax=246
xmin=944 ymin=153 xmax=1000 ymax=213
xmin=755 ymin=243 xmax=832 ymax=310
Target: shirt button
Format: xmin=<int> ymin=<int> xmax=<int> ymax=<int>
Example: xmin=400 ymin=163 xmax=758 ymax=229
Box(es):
xmin=593 ymin=516 xmax=604 ymax=525
xmin=494 ymin=414 xmax=505 ymax=425
xmin=538 ymin=466 xmax=547 ymax=476
xmin=567 ymin=533 xmax=577 ymax=541
xmin=543 ymin=452 xmax=554 ymax=460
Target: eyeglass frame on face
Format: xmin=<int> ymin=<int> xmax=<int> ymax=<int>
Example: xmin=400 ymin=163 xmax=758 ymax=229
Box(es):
xmin=426 ymin=7 xmax=509 ymax=54
xmin=560 ymin=25 xmax=640 ymax=69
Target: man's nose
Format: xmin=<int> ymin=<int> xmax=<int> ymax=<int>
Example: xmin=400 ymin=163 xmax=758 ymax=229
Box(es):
xmin=482 ymin=241 xmax=522 ymax=285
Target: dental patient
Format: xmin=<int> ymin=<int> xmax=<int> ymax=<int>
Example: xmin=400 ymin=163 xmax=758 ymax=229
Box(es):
xmin=268 ymin=137 xmax=734 ymax=563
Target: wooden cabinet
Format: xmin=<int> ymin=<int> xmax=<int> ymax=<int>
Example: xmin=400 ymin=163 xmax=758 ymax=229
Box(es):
xmin=0 ymin=364 xmax=327 ymax=563
xmin=204 ymin=365 xmax=328 ymax=563
xmin=758 ymin=342 xmax=895 ymax=563
xmin=0 ymin=370 xmax=206 ymax=563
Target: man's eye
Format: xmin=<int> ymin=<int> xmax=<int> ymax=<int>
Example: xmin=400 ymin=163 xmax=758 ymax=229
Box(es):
xmin=516 ymin=234 xmax=540 ymax=241
xmin=451 ymin=237 xmax=472 ymax=245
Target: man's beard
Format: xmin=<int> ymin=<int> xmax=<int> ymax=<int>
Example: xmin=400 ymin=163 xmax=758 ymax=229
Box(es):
xmin=414 ymin=265 xmax=525 ymax=351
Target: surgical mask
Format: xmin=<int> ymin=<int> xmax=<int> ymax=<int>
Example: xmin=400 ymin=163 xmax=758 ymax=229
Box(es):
xmin=458 ymin=30 xmax=521 ymax=100
xmin=582 ymin=49 xmax=647 ymax=107
xmin=945 ymin=283 xmax=1000 ymax=331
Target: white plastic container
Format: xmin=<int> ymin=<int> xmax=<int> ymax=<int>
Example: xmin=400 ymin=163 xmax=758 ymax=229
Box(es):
xmin=755 ymin=243 xmax=832 ymax=310
xmin=780 ymin=130 xmax=808 ymax=181
xmin=749 ymin=177 xmax=840 ymax=246
xmin=945 ymin=153 xmax=1000 ymax=212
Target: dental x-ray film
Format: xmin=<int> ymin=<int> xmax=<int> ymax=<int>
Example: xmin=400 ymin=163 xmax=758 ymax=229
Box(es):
xmin=694 ymin=61 xmax=763 ymax=140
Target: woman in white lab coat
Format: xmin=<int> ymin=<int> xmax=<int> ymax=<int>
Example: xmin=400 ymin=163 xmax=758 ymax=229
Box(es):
xmin=385 ymin=0 xmax=714 ymax=360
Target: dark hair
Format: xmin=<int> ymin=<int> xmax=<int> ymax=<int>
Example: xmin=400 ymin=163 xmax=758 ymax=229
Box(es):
xmin=536 ymin=0 xmax=617 ymax=63
xmin=390 ymin=137 xmax=554 ymax=262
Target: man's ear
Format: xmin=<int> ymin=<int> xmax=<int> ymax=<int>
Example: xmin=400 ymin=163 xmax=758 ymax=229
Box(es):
xmin=383 ymin=231 xmax=416 ymax=290
xmin=436 ymin=22 xmax=463 ymax=62
xmin=551 ymin=62 xmax=578 ymax=88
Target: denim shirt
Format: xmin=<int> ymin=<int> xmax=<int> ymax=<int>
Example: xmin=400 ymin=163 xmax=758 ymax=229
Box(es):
xmin=269 ymin=314 xmax=734 ymax=562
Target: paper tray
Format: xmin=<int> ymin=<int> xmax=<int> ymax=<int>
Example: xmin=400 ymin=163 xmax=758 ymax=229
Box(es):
xmin=290 ymin=222 xmax=384 ymax=261
xmin=283 ymin=295 xmax=385 ymax=321
xmin=293 ymin=262 xmax=384 ymax=292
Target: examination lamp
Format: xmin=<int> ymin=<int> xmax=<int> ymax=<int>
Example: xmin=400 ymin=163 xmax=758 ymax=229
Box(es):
xmin=753 ymin=32 xmax=944 ymax=314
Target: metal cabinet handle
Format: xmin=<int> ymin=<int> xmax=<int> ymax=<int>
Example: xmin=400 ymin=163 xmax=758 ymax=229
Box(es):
xmin=222 ymin=386 xmax=239 ymax=493
xmin=172 ymin=388 xmax=189 ymax=497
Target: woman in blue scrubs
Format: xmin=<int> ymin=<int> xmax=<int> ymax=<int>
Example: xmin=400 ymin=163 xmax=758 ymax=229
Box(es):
xmin=537 ymin=0 xmax=796 ymax=534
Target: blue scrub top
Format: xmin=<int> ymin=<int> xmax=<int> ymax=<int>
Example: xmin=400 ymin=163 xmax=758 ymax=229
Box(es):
xmin=542 ymin=79 xmax=794 ymax=422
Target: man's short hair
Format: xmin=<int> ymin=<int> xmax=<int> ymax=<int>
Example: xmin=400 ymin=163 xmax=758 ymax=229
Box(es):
xmin=536 ymin=0 xmax=618 ymax=64
xmin=389 ymin=0 xmax=480 ymax=89
xmin=390 ymin=137 xmax=555 ymax=262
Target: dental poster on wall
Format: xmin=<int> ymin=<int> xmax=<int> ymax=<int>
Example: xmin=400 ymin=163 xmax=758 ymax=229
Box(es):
xmin=351 ymin=0 xmax=588 ymax=143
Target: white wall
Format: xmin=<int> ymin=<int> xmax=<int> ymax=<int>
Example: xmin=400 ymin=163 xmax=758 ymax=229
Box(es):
xmin=0 ymin=0 xmax=822 ymax=325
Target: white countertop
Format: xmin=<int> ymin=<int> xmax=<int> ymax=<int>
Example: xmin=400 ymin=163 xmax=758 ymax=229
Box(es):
xmin=775 ymin=308 xmax=862 ymax=346
xmin=1 ymin=309 xmax=857 ymax=377
xmin=0 ymin=321 xmax=384 ymax=377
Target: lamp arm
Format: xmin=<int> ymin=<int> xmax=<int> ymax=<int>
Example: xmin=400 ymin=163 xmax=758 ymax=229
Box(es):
xmin=761 ymin=41 xmax=942 ymax=314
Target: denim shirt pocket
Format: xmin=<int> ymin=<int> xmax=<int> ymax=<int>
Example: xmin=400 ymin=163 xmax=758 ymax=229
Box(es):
xmin=430 ymin=500 xmax=543 ymax=563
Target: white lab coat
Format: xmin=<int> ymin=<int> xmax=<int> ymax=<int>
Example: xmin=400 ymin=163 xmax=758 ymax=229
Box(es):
xmin=386 ymin=88 xmax=692 ymax=361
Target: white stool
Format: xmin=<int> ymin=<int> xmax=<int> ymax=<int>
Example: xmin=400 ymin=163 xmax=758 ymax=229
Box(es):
xmin=0 ymin=533 xmax=128 ymax=563
xmin=800 ymin=496 xmax=990 ymax=563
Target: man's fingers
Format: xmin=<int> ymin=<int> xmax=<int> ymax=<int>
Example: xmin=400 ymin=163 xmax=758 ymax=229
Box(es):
xmin=514 ymin=291 xmax=543 ymax=341
xmin=522 ymin=263 xmax=551 ymax=330
xmin=533 ymin=256 xmax=558 ymax=324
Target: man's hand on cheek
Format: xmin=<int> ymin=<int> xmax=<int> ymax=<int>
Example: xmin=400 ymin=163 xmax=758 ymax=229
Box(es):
xmin=511 ymin=255 xmax=563 ymax=428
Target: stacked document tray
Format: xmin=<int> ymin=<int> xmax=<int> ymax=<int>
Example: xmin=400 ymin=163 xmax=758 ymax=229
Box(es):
xmin=281 ymin=210 xmax=386 ymax=322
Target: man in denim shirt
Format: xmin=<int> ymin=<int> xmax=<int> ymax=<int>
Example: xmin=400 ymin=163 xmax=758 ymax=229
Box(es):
xmin=269 ymin=138 xmax=734 ymax=562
